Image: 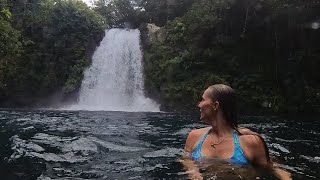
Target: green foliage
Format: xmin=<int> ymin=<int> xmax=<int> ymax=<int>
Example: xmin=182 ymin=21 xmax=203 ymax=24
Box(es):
xmin=0 ymin=19 xmax=22 ymax=57
xmin=18 ymin=0 xmax=105 ymax=95
xmin=0 ymin=1 xmax=23 ymax=99
xmin=232 ymin=74 xmax=285 ymax=113
xmin=144 ymin=0 xmax=320 ymax=113
xmin=159 ymin=73 xmax=228 ymax=110
xmin=94 ymin=0 xmax=145 ymax=27
xmin=94 ymin=0 xmax=194 ymax=28
xmin=166 ymin=20 xmax=186 ymax=45
xmin=0 ymin=0 xmax=319 ymax=113
xmin=1 ymin=8 xmax=11 ymax=19
xmin=304 ymin=86 xmax=320 ymax=113
xmin=139 ymin=0 xmax=194 ymax=26
xmin=0 ymin=0 xmax=105 ymax=105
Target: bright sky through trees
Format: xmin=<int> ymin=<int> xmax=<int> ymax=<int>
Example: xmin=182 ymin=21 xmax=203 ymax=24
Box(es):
xmin=81 ymin=0 xmax=94 ymax=6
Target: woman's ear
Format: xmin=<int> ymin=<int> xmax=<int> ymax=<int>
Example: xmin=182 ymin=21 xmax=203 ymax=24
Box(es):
xmin=212 ymin=101 xmax=219 ymax=111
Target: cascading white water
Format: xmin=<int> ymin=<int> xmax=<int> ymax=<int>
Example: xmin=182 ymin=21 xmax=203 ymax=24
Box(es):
xmin=69 ymin=28 xmax=159 ymax=112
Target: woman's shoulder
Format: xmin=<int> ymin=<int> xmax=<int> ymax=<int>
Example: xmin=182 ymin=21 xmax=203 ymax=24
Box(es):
xmin=188 ymin=127 xmax=211 ymax=138
xmin=237 ymin=127 xmax=259 ymax=135
xmin=185 ymin=127 xmax=211 ymax=152
xmin=237 ymin=128 xmax=268 ymax=157
xmin=238 ymin=128 xmax=265 ymax=145
xmin=237 ymin=127 xmax=271 ymax=166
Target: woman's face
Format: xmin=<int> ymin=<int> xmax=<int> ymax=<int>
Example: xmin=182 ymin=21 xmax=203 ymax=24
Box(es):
xmin=198 ymin=88 xmax=216 ymax=122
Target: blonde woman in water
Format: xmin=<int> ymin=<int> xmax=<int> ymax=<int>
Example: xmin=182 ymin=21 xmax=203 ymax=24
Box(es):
xmin=182 ymin=84 xmax=291 ymax=179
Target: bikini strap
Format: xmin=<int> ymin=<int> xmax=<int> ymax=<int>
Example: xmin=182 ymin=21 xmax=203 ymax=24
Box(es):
xmin=230 ymin=129 xmax=250 ymax=165
xmin=233 ymin=130 xmax=240 ymax=145
xmin=196 ymin=128 xmax=211 ymax=150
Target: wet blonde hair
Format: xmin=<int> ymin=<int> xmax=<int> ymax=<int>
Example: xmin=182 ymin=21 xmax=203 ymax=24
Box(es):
xmin=208 ymin=84 xmax=238 ymax=129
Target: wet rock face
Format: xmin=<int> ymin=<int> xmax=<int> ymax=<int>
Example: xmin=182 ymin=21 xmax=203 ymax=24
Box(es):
xmin=140 ymin=23 xmax=166 ymax=49
xmin=139 ymin=23 xmax=167 ymax=110
xmin=147 ymin=23 xmax=166 ymax=43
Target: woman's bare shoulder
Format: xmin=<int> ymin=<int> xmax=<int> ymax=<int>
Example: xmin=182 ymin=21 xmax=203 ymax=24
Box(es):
xmin=237 ymin=128 xmax=267 ymax=151
xmin=188 ymin=127 xmax=211 ymax=137
xmin=185 ymin=127 xmax=211 ymax=152
xmin=238 ymin=128 xmax=268 ymax=156
xmin=237 ymin=128 xmax=269 ymax=163
xmin=237 ymin=127 xmax=258 ymax=135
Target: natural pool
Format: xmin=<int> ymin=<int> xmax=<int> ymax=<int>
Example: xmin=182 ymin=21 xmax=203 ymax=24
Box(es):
xmin=0 ymin=110 xmax=319 ymax=179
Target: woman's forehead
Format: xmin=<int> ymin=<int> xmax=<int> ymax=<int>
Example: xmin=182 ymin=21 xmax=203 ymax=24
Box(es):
xmin=203 ymin=88 xmax=213 ymax=97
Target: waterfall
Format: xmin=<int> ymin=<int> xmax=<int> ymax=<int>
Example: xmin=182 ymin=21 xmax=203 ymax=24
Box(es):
xmin=69 ymin=28 xmax=159 ymax=112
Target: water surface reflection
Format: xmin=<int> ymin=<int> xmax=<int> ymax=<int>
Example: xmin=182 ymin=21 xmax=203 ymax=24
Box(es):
xmin=0 ymin=110 xmax=318 ymax=179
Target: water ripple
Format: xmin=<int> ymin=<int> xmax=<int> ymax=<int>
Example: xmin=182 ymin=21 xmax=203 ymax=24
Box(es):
xmin=0 ymin=110 xmax=319 ymax=179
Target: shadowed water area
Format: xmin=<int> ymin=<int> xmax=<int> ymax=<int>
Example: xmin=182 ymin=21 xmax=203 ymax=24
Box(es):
xmin=0 ymin=110 xmax=319 ymax=179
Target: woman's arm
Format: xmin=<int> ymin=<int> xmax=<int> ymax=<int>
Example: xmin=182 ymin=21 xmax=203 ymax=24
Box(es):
xmin=272 ymin=165 xmax=292 ymax=180
xmin=179 ymin=130 xmax=203 ymax=180
xmin=246 ymin=134 xmax=292 ymax=180
xmin=179 ymin=155 xmax=203 ymax=180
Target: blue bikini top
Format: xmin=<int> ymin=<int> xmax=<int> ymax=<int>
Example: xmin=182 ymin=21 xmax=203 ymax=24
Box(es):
xmin=191 ymin=128 xmax=249 ymax=166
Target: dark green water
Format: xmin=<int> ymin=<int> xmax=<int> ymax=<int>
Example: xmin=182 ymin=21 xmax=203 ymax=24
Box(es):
xmin=0 ymin=110 xmax=319 ymax=179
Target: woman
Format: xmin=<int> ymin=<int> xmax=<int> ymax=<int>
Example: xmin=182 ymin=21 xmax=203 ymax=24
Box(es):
xmin=183 ymin=84 xmax=291 ymax=179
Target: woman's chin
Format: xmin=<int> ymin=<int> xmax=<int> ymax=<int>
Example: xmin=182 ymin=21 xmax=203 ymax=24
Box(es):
xmin=200 ymin=116 xmax=210 ymax=124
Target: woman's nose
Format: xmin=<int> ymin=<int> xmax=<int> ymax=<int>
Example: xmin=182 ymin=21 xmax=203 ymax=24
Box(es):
xmin=197 ymin=102 xmax=201 ymax=107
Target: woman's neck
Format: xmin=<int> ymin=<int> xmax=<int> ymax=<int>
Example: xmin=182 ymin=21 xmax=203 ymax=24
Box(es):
xmin=209 ymin=112 xmax=234 ymax=137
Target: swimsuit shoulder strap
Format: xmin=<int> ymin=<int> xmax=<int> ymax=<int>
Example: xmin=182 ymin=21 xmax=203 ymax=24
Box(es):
xmin=191 ymin=128 xmax=212 ymax=160
xmin=195 ymin=128 xmax=211 ymax=151
xmin=230 ymin=129 xmax=250 ymax=165
xmin=233 ymin=129 xmax=246 ymax=156
xmin=233 ymin=130 xmax=240 ymax=145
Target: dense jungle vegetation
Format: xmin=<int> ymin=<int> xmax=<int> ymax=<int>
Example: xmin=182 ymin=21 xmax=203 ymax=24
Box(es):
xmin=0 ymin=0 xmax=105 ymax=106
xmin=0 ymin=0 xmax=319 ymax=113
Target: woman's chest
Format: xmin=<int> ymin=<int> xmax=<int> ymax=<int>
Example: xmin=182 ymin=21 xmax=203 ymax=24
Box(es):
xmin=201 ymin=138 xmax=235 ymax=159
